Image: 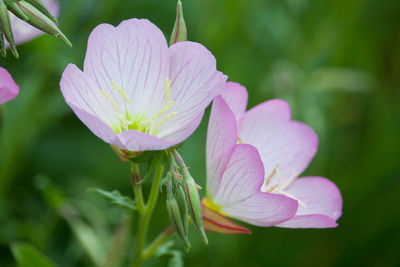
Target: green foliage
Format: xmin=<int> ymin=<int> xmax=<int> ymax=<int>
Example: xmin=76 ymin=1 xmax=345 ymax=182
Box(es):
xmin=10 ymin=242 xmax=55 ymax=267
xmin=155 ymin=240 xmax=184 ymax=267
xmin=89 ymin=188 xmax=137 ymax=211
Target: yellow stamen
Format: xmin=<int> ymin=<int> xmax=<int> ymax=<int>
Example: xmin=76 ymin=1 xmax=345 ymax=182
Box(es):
xmin=263 ymin=166 xmax=306 ymax=207
xmin=165 ymin=79 xmax=171 ymax=101
xmin=237 ymin=136 xmax=244 ymax=144
xmin=265 ymin=165 xmax=278 ymax=187
xmin=110 ymin=81 xmax=131 ymax=103
xmin=266 ymin=184 xmax=278 ymax=193
xmin=99 ymin=90 xmax=119 ymax=108
xmin=154 ymin=111 xmax=177 ymax=128
xmin=153 ymin=79 xmax=175 ymax=121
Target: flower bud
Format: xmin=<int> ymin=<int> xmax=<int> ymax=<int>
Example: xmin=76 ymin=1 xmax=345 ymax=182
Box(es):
xmin=166 ymin=181 xmax=191 ymax=250
xmin=0 ymin=0 xmax=18 ymax=57
xmin=171 ymin=149 xmax=208 ymax=244
xmin=169 ymin=0 xmax=187 ymax=46
xmin=15 ymin=1 xmax=71 ymax=47
xmin=0 ymin=27 xmax=6 ymax=57
xmin=23 ymin=0 xmax=57 ymax=23
xmin=4 ymin=0 xmax=29 ymax=21
xmin=182 ymin=171 xmax=208 ymax=245
xmin=175 ymin=183 xmax=189 ymax=239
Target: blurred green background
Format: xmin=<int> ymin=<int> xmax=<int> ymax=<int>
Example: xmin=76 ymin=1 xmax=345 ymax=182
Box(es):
xmin=1 ymin=0 xmax=400 ymax=266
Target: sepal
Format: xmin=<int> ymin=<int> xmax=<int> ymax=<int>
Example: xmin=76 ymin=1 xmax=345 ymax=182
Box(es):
xmin=110 ymin=145 xmax=143 ymax=162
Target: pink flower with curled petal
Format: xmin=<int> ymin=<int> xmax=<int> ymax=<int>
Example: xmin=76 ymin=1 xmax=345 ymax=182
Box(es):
xmin=203 ymin=82 xmax=342 ymax=233
xmin=60 ymin=19 xmax=226 ymax=152
xmin=202 ymin=94 xmax=298 ymax=231
xmin=0 ymin=67 xmax=19 ymax=104
xmin=8 ymin=0 xmax=59 ymax=46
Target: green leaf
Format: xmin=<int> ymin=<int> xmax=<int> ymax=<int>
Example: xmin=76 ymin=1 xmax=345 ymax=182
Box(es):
xmin=89 ymin=188 xmax=137 ymax=211
xmin=168 ymin=250 xmax=184 ymax=267
xmin=155 ymin=240 xmax=184 ymax=267
xmin=10 ymin=242 xmax=56 ymax=267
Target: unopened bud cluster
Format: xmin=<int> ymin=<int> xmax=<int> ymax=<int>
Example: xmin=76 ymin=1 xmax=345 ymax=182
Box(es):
xmin=165 ymin=149 xmax=208 ymax=250
xmin=0 ymin=0 xmax=71 ymax=58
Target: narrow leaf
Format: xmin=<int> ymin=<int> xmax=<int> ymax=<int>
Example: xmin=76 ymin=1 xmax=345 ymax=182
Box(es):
xmin=155 ymin=240 xmax=184 ymax=267
xmin=89 ymin=188 xmax=137 ymax=211
xmin=10 ymin=242 xmax=56 ymax=267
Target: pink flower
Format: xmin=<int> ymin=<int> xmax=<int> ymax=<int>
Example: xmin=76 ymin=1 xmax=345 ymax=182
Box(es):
xmin=203 ymin=82 xmax=342 ymax=232
xmin=0 ymin=67 xmax=19 ymax=104
xmin=60 ymin=19 xmax=226 ymax=152
xmin=8 ymin=0 xmax=59 ymax=46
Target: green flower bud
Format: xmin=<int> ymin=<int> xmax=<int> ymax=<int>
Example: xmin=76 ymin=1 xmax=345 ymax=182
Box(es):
xmin=171 ymin=148 xmax=208 ymax=245
xmin=0 ymin=0 xmax=18 ymax=57
xmin=169 ymin=0 xmax=187 ymax=46
xmin=0 ymin=27 xmax=6 ymax=57
xmin=15 ymin=1 xmax=71 ymax=47
xmin=182 ymin=173 xmax=208 ymax=245
xmin=23 ymin=0 xmax=57 ymax=23
xmin=175 ymin=183 xmax=189 ymax=241
xmin=4 ymin=0 xmax=29 ymax=21
xmin=166 ymin=181 xmax=191 ymax=250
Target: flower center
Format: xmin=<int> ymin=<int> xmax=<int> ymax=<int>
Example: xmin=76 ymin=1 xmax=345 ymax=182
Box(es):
xmin=99 ymin=79 xmax=177 ymax=135
xmin=203 ymin=197 xmax=226 ymax=215
xmin=261 ymin=165 xmax=306 ymax=207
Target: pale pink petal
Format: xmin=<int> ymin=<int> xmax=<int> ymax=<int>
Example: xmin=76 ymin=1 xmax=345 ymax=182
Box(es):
xmin=220 ymin=82 xmax=248 ymax=120
xmin=213 ymin=144 xmax=263 ymax=205
xmin=223 ymin=191 xmax=298 ymax=227
xmin=84 ymin=19 xmax=169 ymax=116
xmin=277 ymin=177 xmax=342 ymax=228
xmin=67 ymin=103 xmax=120 ymax=146
xmin=159 ymin=41 xmax=227 ymax=142
xmin=0 ymin=67 xmax=19 ymax=104
xmin=60 ymin=64 xmax=117 ymax=142
xmin=277 ymin=214 xmax=338 ymax=228
xmin=9 ymin=0 xmax=59 ymax=46
xmin=116 ymin=129 xmax=175 ymax=152
xmin=211 ymin=144 xmax=298 ymax=226
xmin=238 ymin=99 xmax=318 ymax=187
xmin=206 ymin=96 xmax=237 ymax=198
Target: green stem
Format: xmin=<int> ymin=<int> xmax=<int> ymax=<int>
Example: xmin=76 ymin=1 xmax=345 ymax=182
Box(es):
xmin=143 ymin=226 xmax=175 ymax=260
xmin=131 ymin=163 xmax=145 ymax=213
xmin=132 ymin=161 xmax=164 ymax=267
